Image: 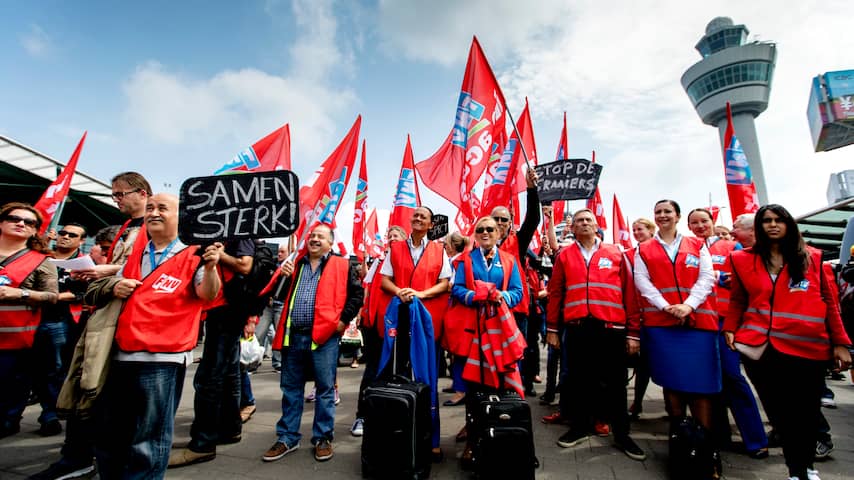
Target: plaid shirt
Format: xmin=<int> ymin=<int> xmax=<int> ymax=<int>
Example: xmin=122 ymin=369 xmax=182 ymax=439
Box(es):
xmin=289 ymin=254 xmax=327 ymax=330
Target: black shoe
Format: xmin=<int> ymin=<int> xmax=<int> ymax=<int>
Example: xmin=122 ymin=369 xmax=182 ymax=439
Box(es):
xmin=441 ymin=387 xmax=455 ymax=394
xmin=615 ymin=436 xmax=647 ymax=461
xmin=766 ymin=429 xmax=782 ymax=448
xmin=37 ymin=419 xmax=63 ymax=437
xmin=26 ymin=460 xmax=96 ymax=480
xmin=217 ymin=433 xmax=242 ymax=445
xmin=538 ymin=393 xmax=555 ymax=405
xmin=815 ymin=439 xmax=833 ymax=460
xmin=524 ymin=386 xmax=537 ymax=397
xmin=0 ymin=422 xmax=20 ymax=439
xmin=556 ymin=429 xmax=588 ymax=448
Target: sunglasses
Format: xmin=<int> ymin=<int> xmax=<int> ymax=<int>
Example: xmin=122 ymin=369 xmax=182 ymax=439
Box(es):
xmin=111 ymin=189 xmax=141 ymax=200
xmin=492 ymin=216 xmax=510 ymax=223
xmin=475 ymin=226 xmax=496 ymax=234
xmin=58 ymin=230 xmax=81 ymax=238
xmin=3 ymin=215 xmax=38 ymax=227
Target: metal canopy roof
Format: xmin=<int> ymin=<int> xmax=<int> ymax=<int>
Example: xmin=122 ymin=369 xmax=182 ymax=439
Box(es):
xmin=796 ymin=196 xmax=854 ymax=262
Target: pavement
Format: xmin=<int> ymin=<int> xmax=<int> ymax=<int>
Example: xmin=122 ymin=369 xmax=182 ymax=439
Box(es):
xmin=2 ymin=344 xmax=853 ymax=480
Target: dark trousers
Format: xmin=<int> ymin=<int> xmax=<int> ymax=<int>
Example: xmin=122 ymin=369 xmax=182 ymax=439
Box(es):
xmin=356 ymin=326 xmax=382 ymax=418
xmin=522 ymin=307 xmax=542 ymax=387
xmin=742 ymin=346 xmax=825 ymax=478
xmin=560 ymin=320 xmax=630 ymax=438
xmin=0 ymin=349 xmax=31 ymax=430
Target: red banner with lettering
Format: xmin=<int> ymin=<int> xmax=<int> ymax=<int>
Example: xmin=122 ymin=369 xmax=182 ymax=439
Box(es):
xmin=352 ymin=140 xmax=368 ymax=261
xmin=552 ymin=112 xmax=569 ymax=225
xmin=722 ymin=102 xmax=760 ymax=217
xmin=214 ymin=123 xmax=291 ymax=174
xmin=481 ymin=99 xmax=537 ymax=217
xmin=389 ymin=135 xmax=422 ymax=235
xmin=612 ymin=194 xmax=632 ymax=250
xmin=586 ymin=150 xmax=607 ymax=230
xmin=34 ymin=132 xmax=87 ymax=235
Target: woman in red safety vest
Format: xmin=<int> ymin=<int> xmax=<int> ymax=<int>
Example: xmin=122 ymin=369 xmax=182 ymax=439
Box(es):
xmin=626 ymin=217 xmax=655 ymax=421
xmin=0 ymin=203 xmax=58 ymax=439
xmin=723 ymin=204 xmax=851 ymax=480
xmin=440 ymin=231 xmax=470 ymax=409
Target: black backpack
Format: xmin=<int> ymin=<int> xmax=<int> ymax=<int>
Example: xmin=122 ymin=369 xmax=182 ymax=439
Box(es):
xmin=223 ymin=243 xmax=278 ymax=316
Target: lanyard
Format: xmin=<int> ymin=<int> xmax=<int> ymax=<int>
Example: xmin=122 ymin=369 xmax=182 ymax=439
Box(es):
xmin=148 ymin=239 xmax=178 ymax=270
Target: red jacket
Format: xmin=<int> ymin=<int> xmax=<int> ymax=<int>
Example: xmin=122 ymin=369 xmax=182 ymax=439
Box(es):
xmin=637 ymin=237 xmax=718 ymax=331
xmin=724 ymin=247 xmax=850 ymax=360
xmin=707 ymin=238 xmax=737 ymax=319
xmin=547 ymin=242 xmax=640 ymax=337
xmin=499 ymin=233 xmax=530 ymax=315
xmin=386 ymin=240 xmax=449 ymax=340
xmin=115 ymin=246 xmax=206 ymax=353
xmin=273 ymin=254 xmax=350 ymax=348
xmin=0 ymin=250 xmax=49 ymax=349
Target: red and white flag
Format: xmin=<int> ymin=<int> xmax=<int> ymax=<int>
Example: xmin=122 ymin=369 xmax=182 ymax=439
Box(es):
xmin=416 ymin=36 xmax=507 ymax=233
xmin=612 ymin=194 xmax=632 ymax=250
xmin=586 ymin=150 xmax=607 ymax=230
xmin=34 ymin=132 xmax=86 ymax=235
xmin=722 ymin=102 xmax=760 ymax=217
xmin=481 ymin=98 xmax=537 ymax=218
xmin=352 ymin=140 xmax=368 ymax=262
xmin=389 ymin=135 xmax=422 ymax=235
xmin=365 ymin=209 xmax=383 ymax=259
xmin=214 ymin=123 xmax=291 ymax=174
xmin=552 ymin=112 xmax=569 ymax=225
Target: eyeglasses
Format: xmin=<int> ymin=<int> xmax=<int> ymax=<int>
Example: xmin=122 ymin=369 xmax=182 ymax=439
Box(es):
xmin=492 ymin=216 xmax=510 ymax=223
xmin=111 ymin=189 xmax=141 ymax=200
xmin=475 ymin=226 xmax=496 ymax=234
xmin=3 ymin=215 xmax=38 ymax=227
xmin=57 ymin=230 xmax=81 ymax=239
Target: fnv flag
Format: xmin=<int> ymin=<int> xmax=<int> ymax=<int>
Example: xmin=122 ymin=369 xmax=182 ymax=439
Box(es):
xmin=722 ymin=102 xmax=759 ymax=217
xmin=481 ymin=98 xmax=537 ymax=218
xmin=353 ymin=140 xmax=368 ymax=262
xmin=416 ymin=36 xmax=507 ymax=233
xmin=389 ymin=135 xmax=422 ymax=235
xmin=214 ymin=123 xmax=291 ymax=174
xmin=552 ymin=112 xmax=569 ymax=225
xmin=586 ymin=150 xmax=607 ymax=230
xmin=365 ymin=209 xmax=383 ymax=259
xmin=34 ymin=132 xmax=86 ymax=235
xmin=612 ymin=194 xmax=632 ymax=250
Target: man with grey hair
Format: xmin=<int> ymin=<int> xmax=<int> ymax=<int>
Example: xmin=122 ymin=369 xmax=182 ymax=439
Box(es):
xmin=730 ymin=214 xmax=755 ymax=248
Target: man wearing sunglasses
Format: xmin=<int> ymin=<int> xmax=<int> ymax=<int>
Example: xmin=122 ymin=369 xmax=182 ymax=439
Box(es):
xmin=490 ymin=168 xmax=541 ymax=396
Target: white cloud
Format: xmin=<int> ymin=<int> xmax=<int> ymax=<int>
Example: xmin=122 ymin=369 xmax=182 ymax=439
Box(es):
xmin=20 ymin=24 xmax=51 ymax=57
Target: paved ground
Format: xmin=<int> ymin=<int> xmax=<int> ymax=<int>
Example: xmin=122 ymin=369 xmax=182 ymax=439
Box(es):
xmin=2 ymin=344 xmax=853 ymax=479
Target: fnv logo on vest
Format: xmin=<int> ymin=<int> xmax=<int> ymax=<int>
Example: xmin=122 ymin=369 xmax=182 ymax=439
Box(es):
xmin=0 ymin=275 xmax=10 ymax=286
xmin=151 ymin=274 xmax=182 ymax=294
xmin=711 ymin=254 xmax=726 ymax=265
xmin=685 ymin=254 xmax=700 ymax=268
xmin=597 ymin=257 xmax=613 ymax=270
xmin=789 ymin=279 xmax=810 ymax=292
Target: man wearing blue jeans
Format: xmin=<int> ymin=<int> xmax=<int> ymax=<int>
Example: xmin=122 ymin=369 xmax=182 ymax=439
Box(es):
xmin=262 ymin=224 xmax=363 ymax=463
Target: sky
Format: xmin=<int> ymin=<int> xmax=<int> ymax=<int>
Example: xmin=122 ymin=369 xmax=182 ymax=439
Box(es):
xmin=2 ymin=0 xmax=852 ymax=250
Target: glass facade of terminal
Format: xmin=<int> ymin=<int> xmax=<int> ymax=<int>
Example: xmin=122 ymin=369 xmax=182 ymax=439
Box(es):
xmin=697 ymin=27 xmax=747 ymax=56
xmin=686 ymin=61 xmax=774 ymax=104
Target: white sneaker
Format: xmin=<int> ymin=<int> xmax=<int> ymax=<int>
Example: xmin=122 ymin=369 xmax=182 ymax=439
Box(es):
xmin=820 ymin=396 xmax=836 ymax=408
xmin=351 ymin=417 xmax=364 ymax=437
xmin=334 ymin=387 xmax=341 ymax=406
xmin=807 ymin=468 xmax=821 ymax=480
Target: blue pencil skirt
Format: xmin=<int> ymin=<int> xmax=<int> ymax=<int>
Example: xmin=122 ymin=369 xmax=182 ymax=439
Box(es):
xmin=644 ymin=326 xmax=722 ymax=394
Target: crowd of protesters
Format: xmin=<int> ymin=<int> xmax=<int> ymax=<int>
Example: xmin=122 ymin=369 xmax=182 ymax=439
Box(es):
xmin=1 ymin=168 xmax=852 ymax=480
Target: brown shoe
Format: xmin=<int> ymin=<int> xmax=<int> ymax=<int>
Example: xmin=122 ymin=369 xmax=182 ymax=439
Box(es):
xmin=240 ymin=404 xmax=257 ymax=423
xmin=262 ymin=441 xmax=299 ymax=462
xmin=455 ymin=425 xmax=468 ymax=443
xmin=460 ymin=444 xmax=474 ymax=470
xmin=314 ymin=439 xmax=333 ymax=461
xmin=168 ymin=447 xmax=216 ymax=468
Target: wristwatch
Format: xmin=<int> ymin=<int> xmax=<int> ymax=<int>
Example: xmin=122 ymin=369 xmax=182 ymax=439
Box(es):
xmin=20 ymin=288 xmax=30 ymax=300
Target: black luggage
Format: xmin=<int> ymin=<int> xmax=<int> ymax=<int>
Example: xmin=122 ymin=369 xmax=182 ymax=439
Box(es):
xmin=669 ymin=416 xmax=722 ymax=480
xmin=360 ymin=305 xmax=432 ymax=479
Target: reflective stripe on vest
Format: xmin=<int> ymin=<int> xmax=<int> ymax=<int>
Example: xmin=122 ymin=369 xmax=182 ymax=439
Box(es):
xmin=558 ymin=243 xmax=627 ymax=324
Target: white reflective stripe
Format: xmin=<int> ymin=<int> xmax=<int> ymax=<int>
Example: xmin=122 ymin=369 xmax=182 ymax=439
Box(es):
xmin=741 ymin=324 xmax=769 ymax=335
xmin=695 ymin=309 xmax=717 ymax=316
xmin=0 ymin=325 xmax=38 ymax=333
xmin=587 ymin=300 xmax=624 ymax=309
xmin=745 ymin=307 xmax=771 ymax=315
xmin=717 ymin=297 xmax=729 ymax=303
xmin=0 ymin=305 xmax=30 ymax=312
xmin=465 ymin=358 xmax=497 ymax=371
xmin=504 ymin=376 xmax=524 ymax=391
xmin=564 ymin=300 xmax=587 ymax=308
xmin=772 ymin=312 xmax=826 ymax=324
xmin=503 ymin=330 xmax=522 ymax=346
xmin=486 ymin=329 xmax=502 ymax=335
xmin=641 ymin=307 xmax=659 ymax=313
xmin=659 ymin=287 xmax=690 ymax=294
xmin=587 ymin=282 xmax=622 ymax=292
xmin=769 ymin=331 xmax=830 ymax=345
xmin=565 ymin=284 xmax=586 ymax=291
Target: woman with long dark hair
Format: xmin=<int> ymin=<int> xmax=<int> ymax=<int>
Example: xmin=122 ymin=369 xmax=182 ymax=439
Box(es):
xmin=724 ymin=204 xmax=851 ymax=480
xmin=0 ymin=202 xmax=58 ymax=438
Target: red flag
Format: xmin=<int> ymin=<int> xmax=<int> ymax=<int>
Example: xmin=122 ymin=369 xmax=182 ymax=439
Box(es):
xmin=586 ymin=150 xmax=607 ymax=230
xmin=214 ymin=123 xmax=291 ymax=174
xmin=709 ymin=205 xmax=721 ymax=224
xmin=481 ymin=99 xmax=537 ymax=217
xmin=352 ymin=140 xmax=368 ymax=261
xmin=722 ymin=102 xmax=760 ymax=217
xmin=389 ymin=135 xmax=422 ymax=235
xmin=365 ymin=209 xmax=383 ymax=259
xmin=612 ymin=194 xmax=632 ymax=250
xmin=34 ymin=132 xmax=87 ymax=235
xmin=552 ymin=112 xmax=569 ymax=224
xmin=416 ymin=36 xmax=507 ymax=232
xmin=297 ymin=115 xmax=361 ymax=240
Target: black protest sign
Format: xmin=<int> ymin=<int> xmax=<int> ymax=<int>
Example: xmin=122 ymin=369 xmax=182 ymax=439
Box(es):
xmin=428 ymin=214 xmax=449 ymax=241
xmin=178 ymin=170 xmax=300 ymax=244
xmin=533 ymin=158 xmax=602 ymax=203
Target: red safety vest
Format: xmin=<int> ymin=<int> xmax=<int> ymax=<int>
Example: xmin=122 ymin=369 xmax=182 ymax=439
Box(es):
xmin=388 ymin=240 xmax=449 ymax=340
xmin=555 ymin=242 xmax=628 ymax=325
xmin=499 ymin=233 xmax=530 ymax=315
xmin=273 ymin=255 xmax=350 ymax=348
xmin=442 ymin=250 xmax=514 ymax=357
xmin=637 ymin=237 xmax=718 ymax=331
xmin=729 ymin=247 xmax=835 ymax=360
xmin=707 ymin=238 xmax=737 ymax=319
xmin=0 ymin=250 xmax=49 ymax=349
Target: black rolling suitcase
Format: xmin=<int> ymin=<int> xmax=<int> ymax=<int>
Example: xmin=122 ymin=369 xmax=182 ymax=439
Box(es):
xmin=360 ymin=306 xmax=432 ymax=479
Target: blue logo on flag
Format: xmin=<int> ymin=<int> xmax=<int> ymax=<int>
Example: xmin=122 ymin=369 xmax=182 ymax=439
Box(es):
xmin=318 ymin=167 xmax=349 ymax=224
xmin=452 ymin=91 xmax=485 ymax=148
xmin=685 ymin=254 xmax=700 ymax=268
xmin=724 ymin=138 xmax=753 ymax=186
xmin=213 ymin=147 xmax=260 ymax=175
xmin=393 ymin=168 xmax=419 ymax=208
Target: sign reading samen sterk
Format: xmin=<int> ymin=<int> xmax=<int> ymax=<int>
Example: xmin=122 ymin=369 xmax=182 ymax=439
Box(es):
xmin=178 ymin=170 xmax=299 ymax=243
xmin=533 ymin=158 xmax=603 ymax=203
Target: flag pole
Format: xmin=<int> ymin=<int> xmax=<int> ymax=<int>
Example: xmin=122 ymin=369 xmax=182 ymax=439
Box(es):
xmin=506 ymin=107 xmax=533 ymax=171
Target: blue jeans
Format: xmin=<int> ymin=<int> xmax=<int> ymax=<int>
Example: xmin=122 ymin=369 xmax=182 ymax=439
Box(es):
xmin=33 ymin=321 xmax=69 ymax=424
xmin=276 ymin=332 xmax=339 ymax=446
xmin=258 ymin=301 xmax=283 ymax=369
xmin=190 ymin=307 xmax=243 ymax=452
xmin=240 ymin=369 xmax=255 ymax=408
xmin=0 ymin=349 xmax=31 ymax=430
xmin=95 ymin=361 xmax=185 ymax=480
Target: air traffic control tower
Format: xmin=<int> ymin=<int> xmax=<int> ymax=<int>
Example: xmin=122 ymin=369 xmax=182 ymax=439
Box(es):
xmin=681 ymin=17 xmax=776 ymax=204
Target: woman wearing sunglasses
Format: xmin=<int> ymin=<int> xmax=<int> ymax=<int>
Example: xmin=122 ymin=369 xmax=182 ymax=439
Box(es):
xmin=448 ymin=216 xmax=526 ymax=468
xmin=723 ymin=204 xmax=851 ymax=480
xmin=0 ymin=202 xmax=58 ymax=439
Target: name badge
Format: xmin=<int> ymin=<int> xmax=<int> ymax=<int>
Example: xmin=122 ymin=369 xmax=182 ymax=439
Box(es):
xmin=789 ymin=279 xmax=810 ymax=292
xmin=597 ymin=257 xmax=613 ymax=269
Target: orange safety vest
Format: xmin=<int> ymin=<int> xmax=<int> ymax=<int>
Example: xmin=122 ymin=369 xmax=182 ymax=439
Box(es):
xmin=498 ymin=233 xmax=530 ymax=315
xmin=707 ymin=238 xmax=737 ymax=319
xmin=388 ymin=239 xmax=449 ymax=340
xmin=555 ymin=242 xmax=628 ymax=325
xmin=729 ymin=247 xmax=835 ymax=360
xmin=0 ymin=250 xmax=48 ymax=349
xmin=272 ymin=255 xmax=349 ymax=348
xmin=115 ymin=246 xmax=206 ymax=353
xmin=442 ymin=250 xmax=514 ymax=357
xmin=637 ymin=237 xmax=718 ymax=331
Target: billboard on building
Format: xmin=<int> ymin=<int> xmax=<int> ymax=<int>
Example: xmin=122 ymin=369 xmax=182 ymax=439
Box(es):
xmin=807 ymin=70 xmax=854 ymax=152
